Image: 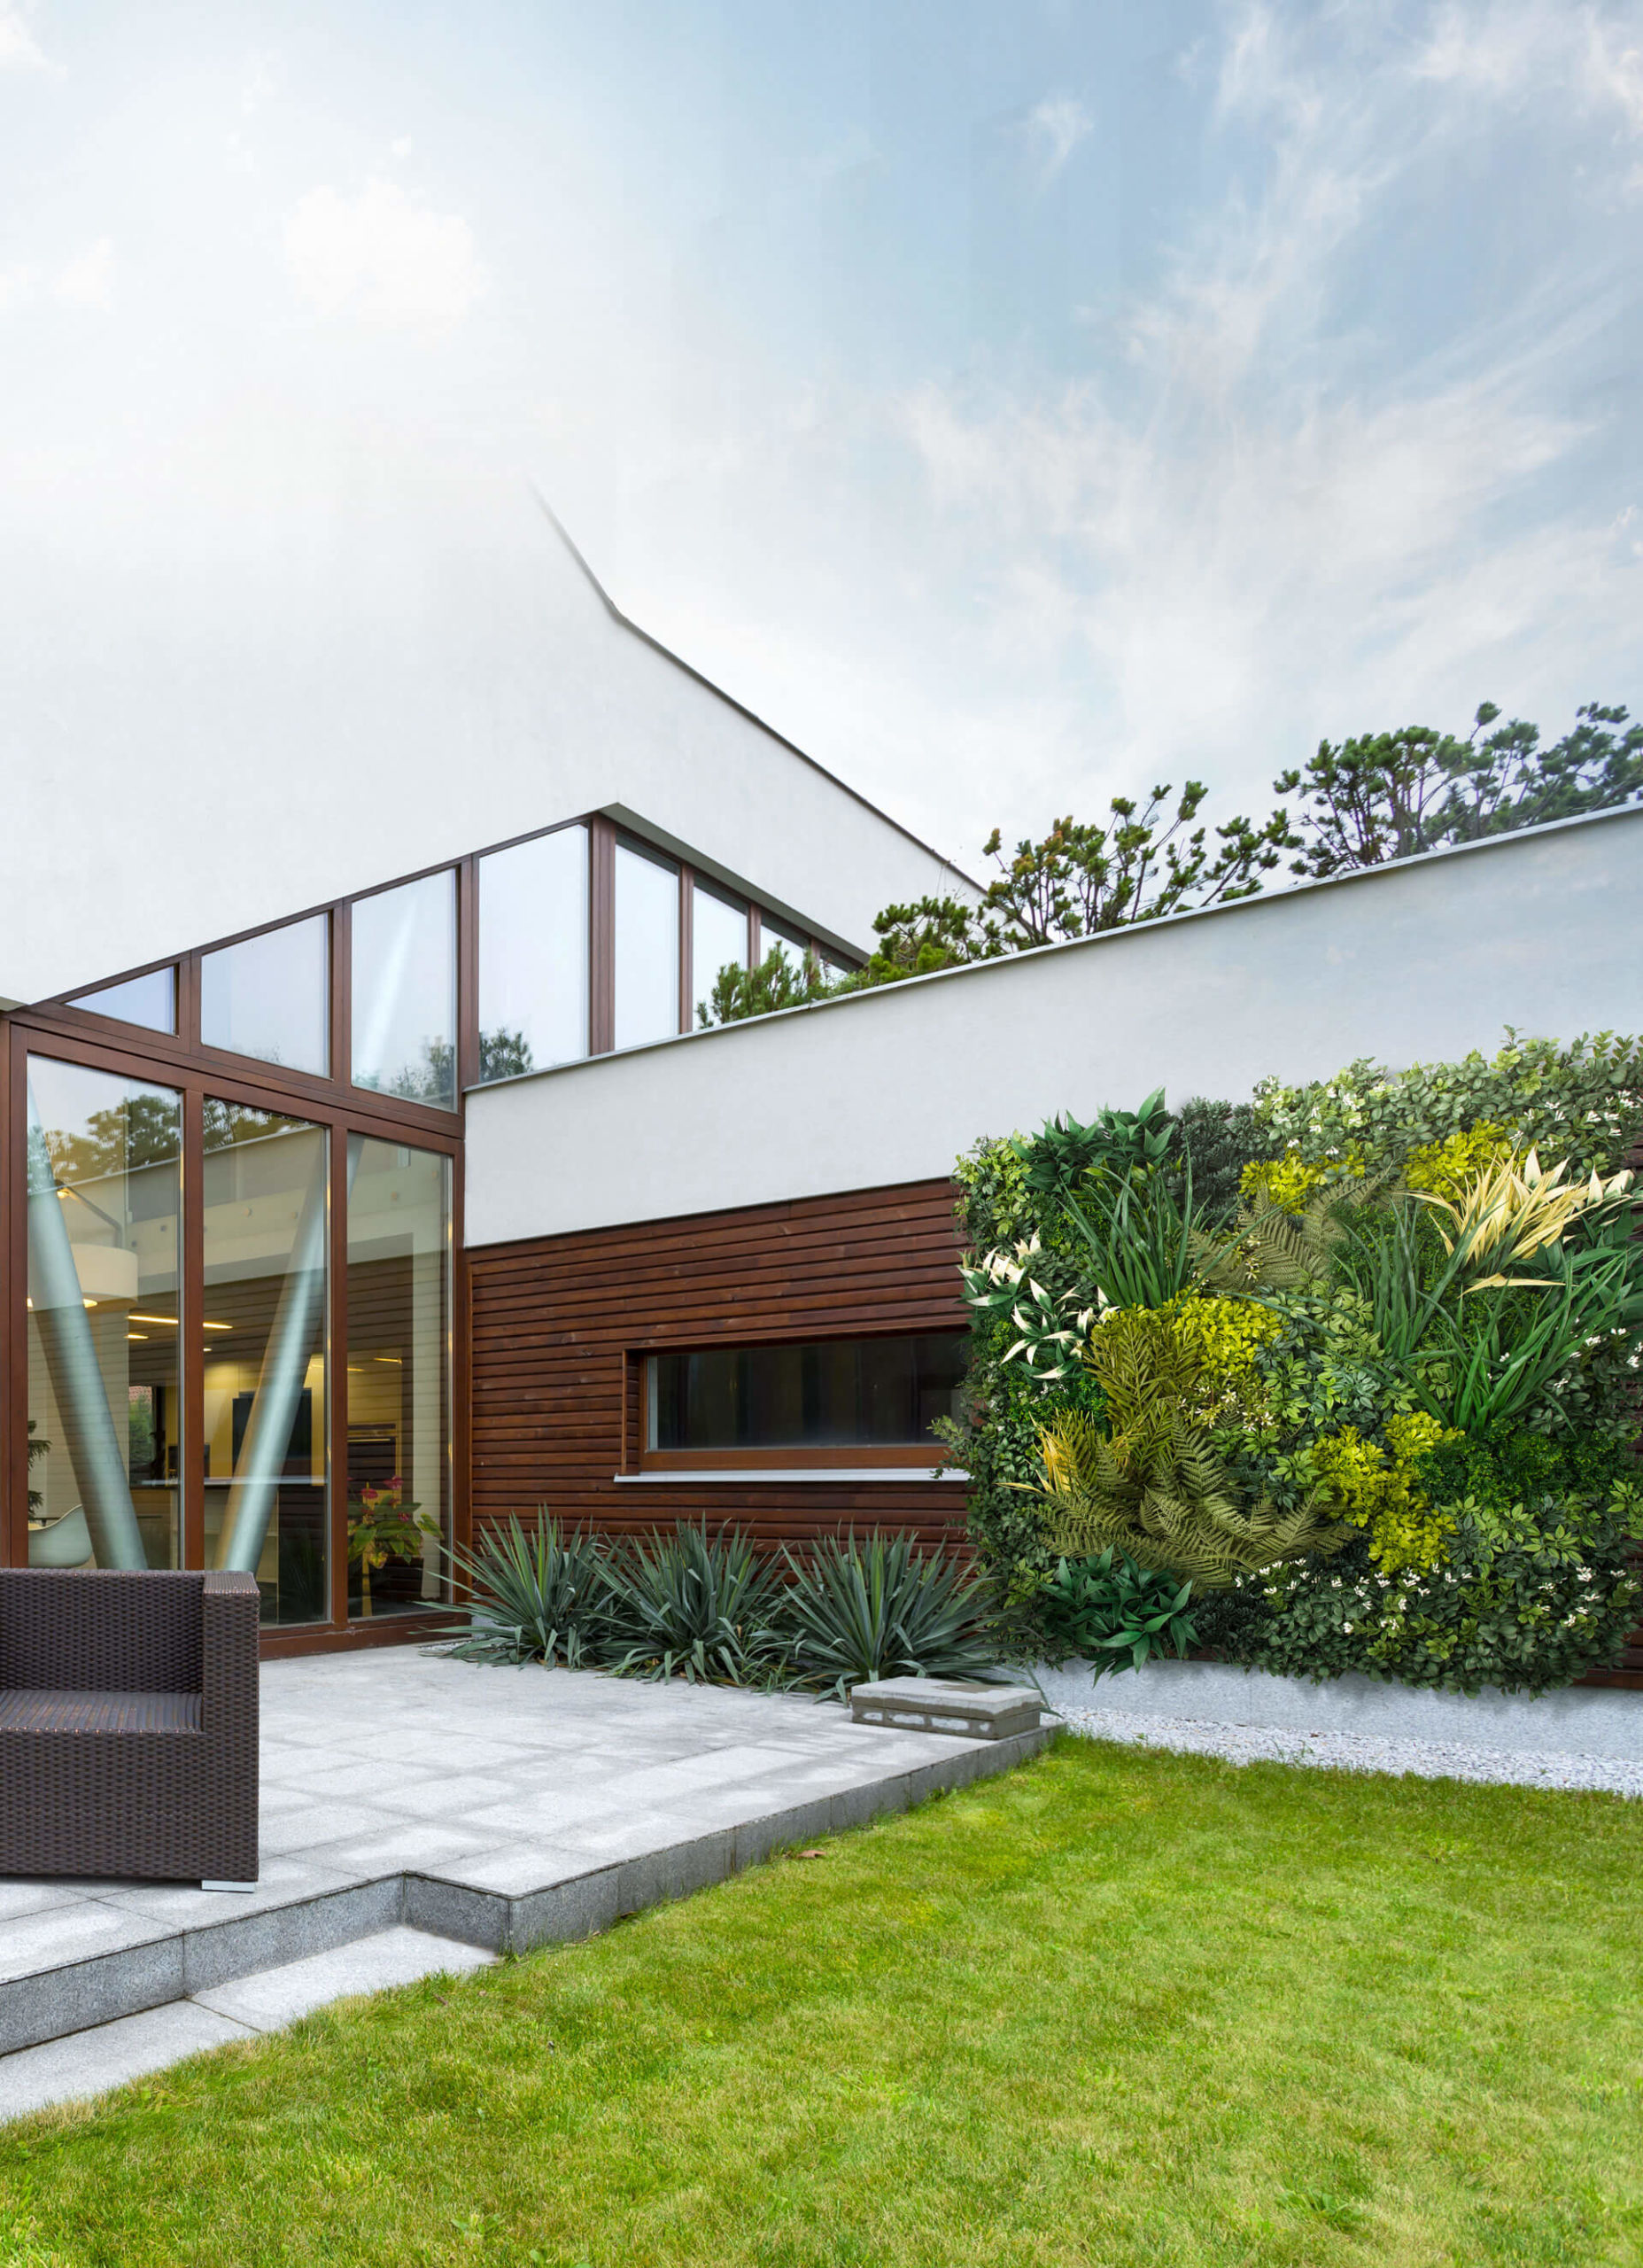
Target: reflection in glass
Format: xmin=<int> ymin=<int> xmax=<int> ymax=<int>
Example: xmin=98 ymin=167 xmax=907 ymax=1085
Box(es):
xmin=477 ymin=826 xmax=587 ymax=1083
xmin=760 ymin=915 xmax=809 ymax=968
xmin=204 ymin=1101 xmax=329 ymax=1626
xmin=352 ymin=871 xmax=457 ymax=1110
xmin=345 ymin=1137 xmax=452 ymax=1619
xmin=649 ymin=1334 xmax=968 ymax=1451
xmin=66 ymin=968 xmax=176 ymax=1034
xmin=613 ymin=842 xmax=679 ymax=1051
xmin=26 ymin=1058 xmax=182 ymax=1573
xmin=693 ymin=883 xmax=748 ymax=1028
xmin=201 ymin=916 xmax=329 ymax=1075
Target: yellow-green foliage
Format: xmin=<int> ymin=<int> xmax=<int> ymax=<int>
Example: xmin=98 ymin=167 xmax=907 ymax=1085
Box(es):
xmin=1308 ymin=1410 xmax=1457 ymax=1573
xmin=1035 ymin=1305 xmax=1351 ymax=1586
xmin=1239 ymin=1153 xmax=1329 ymax=1213
xmin=1401 ymin=1122 xmax=1512 ymax=1200
xmin=1155 ymin=1291 xmax=1282 ymax=1428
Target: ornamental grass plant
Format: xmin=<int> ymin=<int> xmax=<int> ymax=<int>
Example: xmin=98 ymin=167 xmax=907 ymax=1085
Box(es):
xmin=437 ymin=1518 xmax=994 ymax=1692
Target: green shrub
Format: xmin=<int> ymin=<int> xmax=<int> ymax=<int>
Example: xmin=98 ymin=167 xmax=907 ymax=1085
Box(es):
xmin=604 ymin=1524 xmax=792 ymax=1686
xmin=1236 ymin=1433 xmax=1643 ymax=1695
xmin=439 ymin=1514 xmax=615 ymax=1666
xmin=1255 ymin=1030 xmax=1643 ymax=1184
xmin=1040 ymin=1550 xmax=1199 ymax=1678
xmin=949 ymin=1034 xmax=1643 ymax=1692
xmin=777 ymin=1532 xmax=995 ymax=1700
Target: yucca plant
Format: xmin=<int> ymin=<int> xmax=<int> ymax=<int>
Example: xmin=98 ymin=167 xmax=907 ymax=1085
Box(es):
xmin=438 ymin=1513 xmax=615 ymax=1666
xmin=777 ymin=1532 xmax=996 ymax=1700
xmin=604 ymin=1523 xmax=792 ymax=1686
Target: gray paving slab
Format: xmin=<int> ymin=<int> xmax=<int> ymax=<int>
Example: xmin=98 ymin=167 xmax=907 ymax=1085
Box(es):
xmin=0 ymin=1647 xmax=1049 ymax=2080
xmin=0 ymin=1904 xmax=177 ymax=1984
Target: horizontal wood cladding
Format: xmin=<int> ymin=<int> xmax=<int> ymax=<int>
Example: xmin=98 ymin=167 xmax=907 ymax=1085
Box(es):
xmin=468 ymin=1180 xmax=970 ymax=1551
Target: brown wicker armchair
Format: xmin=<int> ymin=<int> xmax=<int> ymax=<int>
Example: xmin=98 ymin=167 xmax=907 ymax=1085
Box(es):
xmin=0 ymin=1569 xmax=260 ymax=1886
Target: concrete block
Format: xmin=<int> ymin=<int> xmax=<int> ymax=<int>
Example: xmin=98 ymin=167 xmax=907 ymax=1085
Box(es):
xmin=614 ymin=1828 xmax=734 ymax=1917
xmin=0 ymin=1936 xmax=187 ymax=2057
xmin=850 ymin=1678 xmax=1046 ymax=1740
xmin=502 ymin=1868 xmax=624 ymax=1953
xmin=1029 ymin=1659 xmax=1643 ymax=1760
xmin=180 ymin=1877 xmax=404 ymax=1993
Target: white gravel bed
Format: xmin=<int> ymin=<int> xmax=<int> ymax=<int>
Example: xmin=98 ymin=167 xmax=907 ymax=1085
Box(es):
xmin=1050 ymin=1697 xmax=1643 ymax=1798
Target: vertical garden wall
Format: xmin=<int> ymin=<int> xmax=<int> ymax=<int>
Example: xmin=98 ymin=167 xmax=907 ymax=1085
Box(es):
xmin=943 ymin=1033 xmax=1643 ymax=1695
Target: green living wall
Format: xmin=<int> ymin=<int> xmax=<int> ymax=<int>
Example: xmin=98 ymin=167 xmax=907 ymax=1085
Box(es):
xmin=941 ymin=1034 xmax=1643 ymax=1695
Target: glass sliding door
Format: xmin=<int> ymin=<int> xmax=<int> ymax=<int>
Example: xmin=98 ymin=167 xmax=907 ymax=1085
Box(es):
xmin=202 ymin=1100 xmax=329 ymax=1625
xmin=345 ymin=1136 xmax=452 ymax=1619
xmin=25 ymin=1057 xmax=182 ymax=1571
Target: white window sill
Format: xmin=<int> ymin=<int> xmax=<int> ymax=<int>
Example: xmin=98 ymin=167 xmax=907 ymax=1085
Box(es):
xmin=613 ymin=1469 xmax=969 ymax=1486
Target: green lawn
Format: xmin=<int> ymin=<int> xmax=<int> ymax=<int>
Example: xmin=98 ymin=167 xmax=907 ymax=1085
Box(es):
xmin=2 ymin=1735 xmax=1640 ymax=2268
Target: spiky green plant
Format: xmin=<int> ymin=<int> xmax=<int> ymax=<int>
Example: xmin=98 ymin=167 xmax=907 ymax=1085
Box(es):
xmin=438 ymin=1514 xmax=615 ymax=1666
xmin=604 ymin=1524 xmax=792 ymax=1686
xmin=1034 ymin=1309 xmax=1351 ymax=1587
xmin=777 ymin=1533 xmax=996 ymax=1700
xmin=1061 ymin=1161 xmax=1204 ymax=1310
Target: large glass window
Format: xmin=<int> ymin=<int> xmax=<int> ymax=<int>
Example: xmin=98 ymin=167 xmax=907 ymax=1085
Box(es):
xmin=693 ymin=883 xmax=748 ymax=1029
xmin=648 ymin=1333 xmax=968 ymax=1453
xmin=203 ymin=1102 xmax=329 ymax=1626
xmin=477 ymin=826 xmax=587 ymax=1083
xmin=352 ymin=871 xmax=456 ymax=1110
xmin=201 ymin=915 xmax=329 ymax=1076
xmin=613 ymin=842 xmax=680 ymax=1051
xmin=26 ymin=1058 xmax=182 ymax=1572
xmin=66 ymin=967 xmax=176 ymax=1034
xmin=345 ymin=1137 xmax=452 ymax=1619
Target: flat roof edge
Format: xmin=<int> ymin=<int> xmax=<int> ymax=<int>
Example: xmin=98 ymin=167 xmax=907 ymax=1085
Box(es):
xmin=466 ymin=798 xmax=1643 ymax=1099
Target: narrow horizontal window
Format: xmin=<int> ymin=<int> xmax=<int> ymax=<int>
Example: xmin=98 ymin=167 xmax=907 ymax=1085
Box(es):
xmin=647 ymin=1332 xmax=967 ymax=1457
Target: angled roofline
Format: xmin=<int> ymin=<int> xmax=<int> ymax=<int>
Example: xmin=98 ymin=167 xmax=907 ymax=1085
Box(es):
xmin=530 ymin=488 xmax=983 ymax=898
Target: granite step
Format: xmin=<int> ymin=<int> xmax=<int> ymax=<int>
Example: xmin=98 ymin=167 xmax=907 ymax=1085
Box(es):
xmin=0 ymin=1926 xmax=493 ymax=2121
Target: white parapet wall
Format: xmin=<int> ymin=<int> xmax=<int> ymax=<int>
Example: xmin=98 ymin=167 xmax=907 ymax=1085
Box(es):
xmin=465 ymin=804 xmax=1643 ymax=1247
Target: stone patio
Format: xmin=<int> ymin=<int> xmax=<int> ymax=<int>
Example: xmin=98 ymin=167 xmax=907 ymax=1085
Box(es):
xmin=0 ymin=1648 xmax=1048 ymax=2118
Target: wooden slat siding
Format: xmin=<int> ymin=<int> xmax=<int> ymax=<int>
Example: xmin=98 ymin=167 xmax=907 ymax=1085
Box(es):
xmin=468 ymin=1179 xmax=971 ymax=1552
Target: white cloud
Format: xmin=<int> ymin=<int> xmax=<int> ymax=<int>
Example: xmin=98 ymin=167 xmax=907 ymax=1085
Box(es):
xmin=53 ymin=239 xmax=113 ymax=309
xmin=0 ymin=264 xmax=36 ymax=311
xmin=877 ymin=2 xmax=1643 ymax=829
xmin=1414 ymin=2 xmax=1643 ymax=130
xmin=283 ymin=177 xmax=487 ymax=330
xmin=1025 ymin=96 xmax=1092 ymax=185
xmin=0 ymin=3 xmax=45 ymax=71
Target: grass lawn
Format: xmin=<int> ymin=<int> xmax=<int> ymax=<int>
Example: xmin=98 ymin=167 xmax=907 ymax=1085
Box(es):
xmin=1 ymin=1734 xmax=1640 ymax=2268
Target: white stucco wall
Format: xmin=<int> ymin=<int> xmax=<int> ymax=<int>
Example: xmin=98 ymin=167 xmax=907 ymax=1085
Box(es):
xmin=0 ymin=461 xmax=968 ymax=1006
xmin=464 ymin=804 xmax=1643 ymax=1247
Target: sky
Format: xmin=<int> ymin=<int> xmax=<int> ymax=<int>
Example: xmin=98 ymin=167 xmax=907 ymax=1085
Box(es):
xmin=2 ymin=0 xmax=1640 ymax=867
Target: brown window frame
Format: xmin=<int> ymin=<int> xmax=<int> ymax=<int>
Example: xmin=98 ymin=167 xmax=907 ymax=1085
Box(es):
xmin=4 ymin=804 xmax=865 ymax=1626
xmin=632 ymin=1330 xmax=968 ymax=1476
